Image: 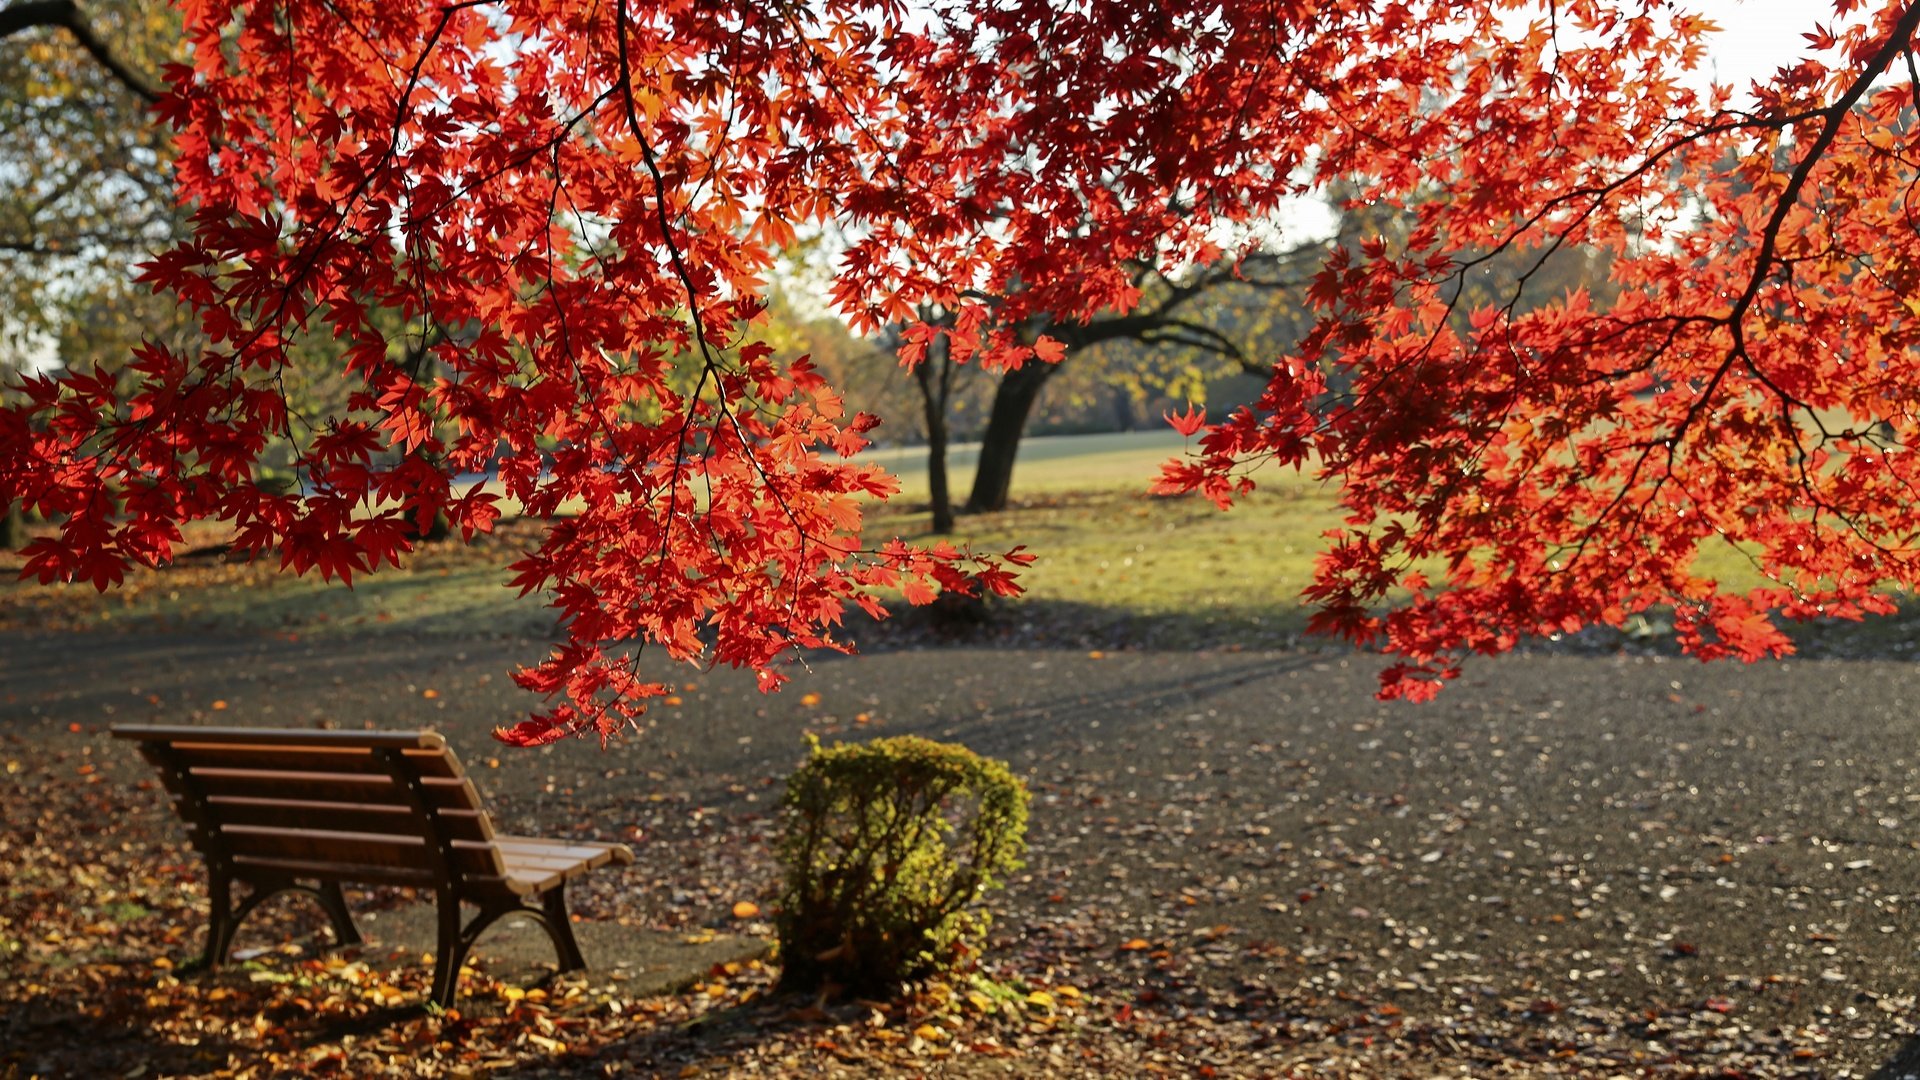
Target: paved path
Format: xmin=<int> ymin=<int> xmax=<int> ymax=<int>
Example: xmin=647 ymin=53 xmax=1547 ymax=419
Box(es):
xmin=7 ymin=630 xmax=1920 ymax=1074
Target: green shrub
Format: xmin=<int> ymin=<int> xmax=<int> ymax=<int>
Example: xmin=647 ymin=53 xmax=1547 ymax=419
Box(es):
xmin=775 ymin=734 xmax=1029 ymax=996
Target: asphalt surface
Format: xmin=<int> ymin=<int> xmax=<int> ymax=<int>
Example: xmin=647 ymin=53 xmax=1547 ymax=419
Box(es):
xmin=6 ymin=629 xmax=1920 ymax=1075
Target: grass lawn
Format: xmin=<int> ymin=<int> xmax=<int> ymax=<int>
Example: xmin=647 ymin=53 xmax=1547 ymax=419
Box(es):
xmin=3 ymin=429 xmax=1908 ymax=654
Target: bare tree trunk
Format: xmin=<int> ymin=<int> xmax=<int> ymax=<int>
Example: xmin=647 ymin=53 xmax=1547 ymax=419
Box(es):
xmin=911 ymin=333 xmax=956 ymax=533
xmin=419 ymin=509 xmax=452 ymax=543
xmin=965 ymin=361 xmax=1058 ymax=513
xmin=1 ymin=503 xmax=24 ymax=551
xmin=1112 ymin=386 xmax=1136 ymax=431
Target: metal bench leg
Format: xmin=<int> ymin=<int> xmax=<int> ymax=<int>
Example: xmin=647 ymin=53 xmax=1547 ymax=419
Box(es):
xmin=203 ymin=869 xmax=236 ymax=968
xmin=540 ymin=883 xmax=587 ymax=973
xmin=314 ymin=881 xmax=362 ymax=948
xmin=430 ymin=887 xmax=463 ymax=1008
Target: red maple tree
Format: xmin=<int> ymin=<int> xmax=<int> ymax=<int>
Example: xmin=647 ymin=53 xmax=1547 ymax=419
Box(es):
xmin=1157 ymin=2 xmax=1920 ymax=699
xmin=3 ymin=0 xmax=1916 ymax=733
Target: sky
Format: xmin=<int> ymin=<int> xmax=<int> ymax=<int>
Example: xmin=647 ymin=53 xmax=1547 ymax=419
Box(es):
xmin=1694 ymin=0 xmax=1843 ymax=94
xmin=1264 ymin=0 xmax=1864 ymax=243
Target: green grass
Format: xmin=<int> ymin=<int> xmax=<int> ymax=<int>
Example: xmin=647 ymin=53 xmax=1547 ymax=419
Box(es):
xmin=856 ymin=429 xmax=1191 ymax=503
xmin=867 ymin=481 xmax=1342 ymax=647
xmin=0 ymin=521 xmax=559 ymax=640
xmin=861 ymin=431 xmax=1350 ymax=646
xmin=4 ymin=429 xmax=1911 ymax=655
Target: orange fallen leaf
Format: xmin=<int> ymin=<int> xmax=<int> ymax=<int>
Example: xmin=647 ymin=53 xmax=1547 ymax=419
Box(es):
xmin=732 ymin=901 xmax=761 ymax=919
xmin=800 ymin=693 xmax=821 ymax=706
xmin=664 ymin=696 xmax=683 ymax=706
xmin=211 ymin=700 xmax=228 ymax=711
xmin=1120 ymin=938 xmax=1150 ymax=951
xmin=422 ymin=689 xmax=439 ymax=699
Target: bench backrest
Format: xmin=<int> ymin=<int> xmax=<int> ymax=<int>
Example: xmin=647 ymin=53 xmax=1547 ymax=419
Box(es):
xmin=112 ymin=725 xmax=508 ymax=885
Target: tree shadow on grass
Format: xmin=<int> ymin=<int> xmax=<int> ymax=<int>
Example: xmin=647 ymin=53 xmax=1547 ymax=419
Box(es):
xmin=884 ymin=649 xmax=1326 ymax=762
xmin=845 ymin=595 xmax=1314 ymax=657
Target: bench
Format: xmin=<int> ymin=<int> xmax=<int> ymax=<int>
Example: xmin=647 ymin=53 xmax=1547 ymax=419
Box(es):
xmin=111 ymin=724 xmax=634 ymax=1007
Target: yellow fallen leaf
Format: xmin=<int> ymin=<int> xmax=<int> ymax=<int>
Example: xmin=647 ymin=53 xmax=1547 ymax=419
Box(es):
xmin=800 ymin=692 xmax=821 ymax=706
xmin=1026 ymin=991 xmax=1055 ymax=1009
xmin=965 ymin=990 xmax=996 ymax=1013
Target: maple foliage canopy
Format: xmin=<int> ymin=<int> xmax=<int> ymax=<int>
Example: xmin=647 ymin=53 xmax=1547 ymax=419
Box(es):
xmin=3 ymin=0 xmax=1918 ymax=734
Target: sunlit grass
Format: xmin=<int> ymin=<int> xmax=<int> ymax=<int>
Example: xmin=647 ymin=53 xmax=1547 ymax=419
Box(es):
xmin=2 ymin=428 xmax=1910 ymax=655
xmin=867 ymin=480 xmax=1344 ymax=646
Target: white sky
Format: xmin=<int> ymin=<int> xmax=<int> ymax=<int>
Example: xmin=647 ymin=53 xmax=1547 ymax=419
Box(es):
xmin=1694 ymin=0 xmax=1842 ymax=95
xmin=1266 ymin=1 xmax=1863 ymax=244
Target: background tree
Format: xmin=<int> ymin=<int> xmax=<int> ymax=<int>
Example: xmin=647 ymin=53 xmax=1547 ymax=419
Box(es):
xmin=4 ymin=0 xmax=1912 ymax=732
xmin=962 ymin=242 xmax=1326 ymax=513
xmin=1159 ymin=3 xmax=1920 ymax=698
xmin=0 ymin=0 xmax=177 ymax=549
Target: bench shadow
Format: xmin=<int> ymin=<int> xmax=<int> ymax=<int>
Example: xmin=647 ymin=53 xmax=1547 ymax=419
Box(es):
xmin=1874 ymin=1038 xmax=1920 ymax=1079
xmin=488 ymin=991 xmax=825 ymax=1078
xmin=0 ymin=975 xmax=246 ymax=1079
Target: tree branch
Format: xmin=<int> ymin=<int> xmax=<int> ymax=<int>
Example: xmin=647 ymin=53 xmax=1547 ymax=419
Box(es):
xmin=0 ymin=0 xmax=161 ymax=103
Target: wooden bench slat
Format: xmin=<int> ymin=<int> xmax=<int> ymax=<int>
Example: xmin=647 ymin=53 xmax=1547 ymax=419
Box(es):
xmin=493 ymin=838 xmax=634 ymax=871
xmin=169 ymin=767 xmax=406 ymax=805
xmin=499 ymin=850 xmax=609 ymax=874
xmin=199 ymin=797 xmax=494 ymax=843
xmin=220 ymin=827 xmax=507 ymax=879
xmin=494 ymin=867 xmax=566 ymax=895
xmin=228 ymin=854 xmax=440 ymax=887
xmin=113 ymin=725 xmax=446 ymax=751
xmin=464 ymin=874 xmax=545 ymax=899
xmin=164 ymin=744 xmax=465 ymax=780
xmin=188 ymin=770 xmax=485 ymax=813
